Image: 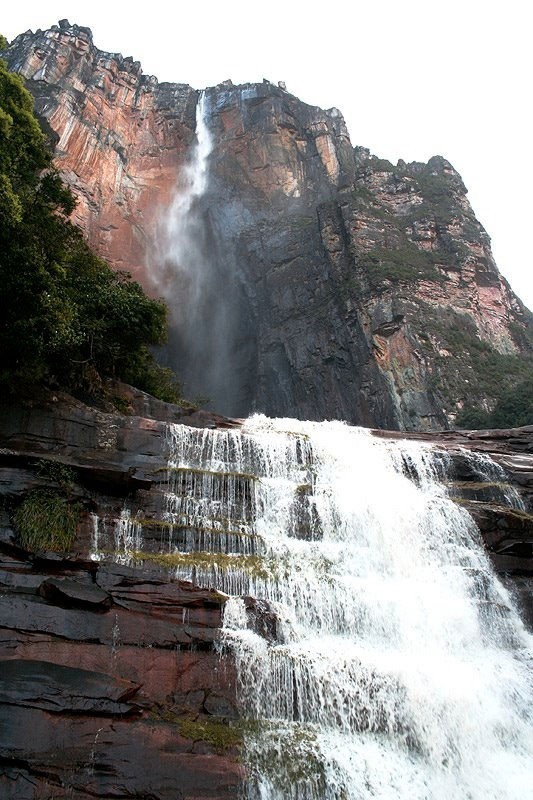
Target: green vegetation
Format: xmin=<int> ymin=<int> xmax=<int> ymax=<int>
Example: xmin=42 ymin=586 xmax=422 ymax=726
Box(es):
xmin=412 ymin=304 xmax=533 ymax=428
xmin=130 ymin=550 xmax=269 ymax=578
xmin=368 ymin=156 xmax=395 ymax=172
xmin=359 ymin=243 xmax=445 ymax=288
xmin=176 ymin=715 xmax=242 ymax=751
xmin=162 ymin=465 xmax=258 ymax=482
xmin=150 ymin=710 xmax=242 ymax=751
xmin=413 ymin=169 xmax=456 ymax=225
xmin=245 ymin=721 xmax=325 ymax=787
xmin=14 ymin=489 xmax=79 ymax=551
xmin=35 ymin=459 xmax=76 ymax=488
xmin=456 ymin=377 xmax=533 ymax=429
xmin=0 ymin=47 xmax=182 ymax=403
xmin=122 ymin=352 xmax=183 ymax=404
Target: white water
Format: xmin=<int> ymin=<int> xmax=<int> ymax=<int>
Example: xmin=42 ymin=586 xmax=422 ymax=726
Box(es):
xmin=149 ymin=91 xmax=225 ymax=403
xmin=150 ymin=91 xmax=255 ymax=414
xmin=152 ymin=90 xmax=212 ymax=304
xmin=163 ymin=91 xmax=212 ymax=255
xmin=121 ymin=416 xmax=533 ymax=798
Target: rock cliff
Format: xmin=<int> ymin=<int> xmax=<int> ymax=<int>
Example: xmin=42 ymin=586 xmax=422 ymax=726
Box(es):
xmin=5 ymin=21 xmax=533 ymax=426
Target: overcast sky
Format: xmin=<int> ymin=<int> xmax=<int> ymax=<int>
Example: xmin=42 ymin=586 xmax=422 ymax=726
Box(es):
xmin=3 ymin=0 xmax=531 ymax=310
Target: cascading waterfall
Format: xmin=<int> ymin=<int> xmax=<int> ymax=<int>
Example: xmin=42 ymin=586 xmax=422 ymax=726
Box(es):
xmin=161 ymin=90 xmax=212 ymax=267
xmin=176 ymin=417 xmax=533 ymax=798
xmin=105 ymin=416 xmax=533 ymax=798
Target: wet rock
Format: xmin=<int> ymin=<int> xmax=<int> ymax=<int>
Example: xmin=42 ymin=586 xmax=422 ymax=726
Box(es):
xmin=0 ymin=534 xmax=241 ymax=797
xmin=244 ymin=596 xmax=278 ymax=642
xmin=204 ymin=690 xmax=239 ymax=719
xmin=39 ymin=577 xmax=112 ymax=609
xmin=0 ymin=705 xmax=244 ymax=799
xmin=0 ymin=659 xmax=140 ymax=714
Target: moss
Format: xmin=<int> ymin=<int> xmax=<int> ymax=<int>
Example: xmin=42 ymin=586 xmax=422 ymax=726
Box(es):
xmin=412 ymin=173 xmax=456 ymax=224
xmin=129 ymin=550 xmax=270 ymax=578
xmin=151 ymin=711 xmax=242 ymax=752
xmin=136 ymin=517 xmax=256 ymax=539
xmin=350 ymin=185 xmax=375 ymax=204
xmin=35 ymin=459 xmax=76 ymax=488
xmin=368 ymin=156 xmax=396 ymax=172
xmin=177 ymin=716 xmax=242 ymax=750
xmin=111 ymin=394 xmax=132 ymax=415
xmin=244 ymin=720 xmax=325 ymax=786
xmin=411 ymin=302 xmax=533 ymax=418
xmin=14 ymin=489 xmax=79 ymax=552
xmin=509 ymin=320 xmax=533 ymax=351
xmin=135 ymin=517 xmax=176 ymax=530
xmin=155 ymin=466 xmax=258 ymax=483
xmin=359 ymin=243 xmax=445 ymax=288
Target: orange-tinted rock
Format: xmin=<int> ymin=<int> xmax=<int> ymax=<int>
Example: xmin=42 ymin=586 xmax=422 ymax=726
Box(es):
xmin=0 ymin=390 xmax=243 ymax=799
xmin=7 ymin=23 xmax=197 ymax=285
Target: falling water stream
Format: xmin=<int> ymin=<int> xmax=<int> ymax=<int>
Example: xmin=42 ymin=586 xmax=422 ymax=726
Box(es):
xmin=136 ymin=415 xmax=533 ymax=800
xmin=150 ymin=91 xmax=258 ymax=414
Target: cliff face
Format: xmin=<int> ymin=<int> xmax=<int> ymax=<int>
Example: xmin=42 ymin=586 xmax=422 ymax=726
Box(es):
xmin=6 ymin=21 xmax=533 ymax=427
xmin=6 ymin=21 xmax=197 ymax=283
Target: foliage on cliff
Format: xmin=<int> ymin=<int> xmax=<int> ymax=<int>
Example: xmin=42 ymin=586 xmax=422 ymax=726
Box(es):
xmin=0 ymin=46 xmax=180 ymax=402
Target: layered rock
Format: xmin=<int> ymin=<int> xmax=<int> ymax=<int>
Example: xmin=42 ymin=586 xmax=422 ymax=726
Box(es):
xmin=6 ymin=22 xmax=533 ymax=426
xmin=0 ymin=392 xmax=245 ymax=799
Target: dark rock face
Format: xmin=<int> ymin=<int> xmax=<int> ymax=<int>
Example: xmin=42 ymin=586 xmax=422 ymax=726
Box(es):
xmin=0 ymin=394 xmax=243 ymax=799
xmin=7 ymin=22 xmax=533 ymax=428
xmin=203 ymin=91 xmax=533 ymax=426
xmin=0 ymin=555 xmax=243 ymax=798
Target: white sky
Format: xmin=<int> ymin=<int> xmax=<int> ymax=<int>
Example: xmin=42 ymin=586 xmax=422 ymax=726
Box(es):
xmin=3 ymin=0 xmax=531 ymax=310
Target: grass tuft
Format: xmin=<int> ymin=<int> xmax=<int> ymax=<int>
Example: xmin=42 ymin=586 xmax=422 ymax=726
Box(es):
xmin=14 ymin=489 xmax=79 ymax=552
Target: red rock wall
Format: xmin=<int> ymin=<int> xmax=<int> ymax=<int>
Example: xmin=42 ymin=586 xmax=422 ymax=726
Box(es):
xmin=8 ymin=22 xmax=197 ymax=285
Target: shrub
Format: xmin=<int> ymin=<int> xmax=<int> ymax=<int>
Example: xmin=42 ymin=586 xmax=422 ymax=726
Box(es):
xmin=359 ymin=244 xmax=443 ymax=288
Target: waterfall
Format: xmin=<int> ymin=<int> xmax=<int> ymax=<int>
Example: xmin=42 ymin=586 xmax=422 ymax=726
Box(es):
xmin=150 ymin=91 xmax=215 ymax=402
xmin=106 ymin=416 xmax=533 ymax=798
xmin=163 ymin=91 xmax=212 ymax=244
xmin=151 ymin=91 xmax=250 ymax=414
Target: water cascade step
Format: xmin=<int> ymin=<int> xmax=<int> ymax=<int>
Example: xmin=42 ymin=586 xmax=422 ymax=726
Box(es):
xmin=93 ymin=415 xmax=533 ymax=799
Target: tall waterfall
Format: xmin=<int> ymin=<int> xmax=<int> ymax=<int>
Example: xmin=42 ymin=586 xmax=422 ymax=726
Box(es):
xmin=152 ymin=91 xmax=252 ymax=415
xmin=110 ymin=417 xmax=533 ymax=799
